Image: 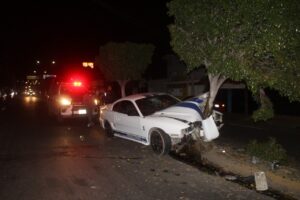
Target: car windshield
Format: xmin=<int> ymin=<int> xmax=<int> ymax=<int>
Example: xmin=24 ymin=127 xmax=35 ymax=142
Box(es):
xmin=135 ymin=94 xmax=180 ymax=116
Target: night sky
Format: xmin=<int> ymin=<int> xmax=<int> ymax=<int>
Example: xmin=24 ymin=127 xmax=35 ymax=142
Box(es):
xmin=0 ymin=0 xmax=171 ymax=84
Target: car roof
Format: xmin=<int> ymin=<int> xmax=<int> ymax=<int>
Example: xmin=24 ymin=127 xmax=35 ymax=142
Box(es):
xmin=117 ymin=92 xmax=170 ymax=102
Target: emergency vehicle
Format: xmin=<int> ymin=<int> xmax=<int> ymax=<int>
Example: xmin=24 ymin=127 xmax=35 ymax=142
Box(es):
xmin=46 ymin=76 xmax=99 ymax=121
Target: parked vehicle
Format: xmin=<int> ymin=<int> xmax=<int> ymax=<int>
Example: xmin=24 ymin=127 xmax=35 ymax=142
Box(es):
xmin=99 ymin=92 xmax=223 ymax=155
xmin=46 ymin=77 xmax=99 ymax=121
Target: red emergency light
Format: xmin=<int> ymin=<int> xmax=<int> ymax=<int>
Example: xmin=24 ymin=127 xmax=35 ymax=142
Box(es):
xmin=64 ymin=73 xmax=89 ymax=91
xmin=73 ymin=81 xmax=82 ymax=87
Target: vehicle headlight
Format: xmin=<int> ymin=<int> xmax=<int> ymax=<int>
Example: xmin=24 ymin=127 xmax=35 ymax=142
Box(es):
xmin=181 ymin=125 xmax=194 ymax=135
xmin=60 ymin=97 xmax=71 ymax=106
xmin=94 ymin=99 xmax=99 ymax=105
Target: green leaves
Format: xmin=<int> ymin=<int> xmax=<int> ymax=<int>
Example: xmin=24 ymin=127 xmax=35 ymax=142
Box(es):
xmin=247 ymin=137 xmax=287 ymax=163
xmin=168 ymin=0 xmax=300 ymax=119
xmin=96 ymin=42 xmax=155 ymax=81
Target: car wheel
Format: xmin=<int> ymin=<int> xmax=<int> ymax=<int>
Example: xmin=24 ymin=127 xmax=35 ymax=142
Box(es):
xmin=150 ymin=129 xmax=171 ymax=156
xmin=104 ymin=122 xmax=114 ymax=137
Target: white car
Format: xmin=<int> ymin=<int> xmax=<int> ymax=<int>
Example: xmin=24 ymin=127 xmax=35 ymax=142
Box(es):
xmin=99 ymin=93 xmax=223 ymax=155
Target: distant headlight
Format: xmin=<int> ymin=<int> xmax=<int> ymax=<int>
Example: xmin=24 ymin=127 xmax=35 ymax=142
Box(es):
xmin=59 ymin=97 xmax=71 ymax=106
xmin=214 ymin=103 xmax=225 ymax=108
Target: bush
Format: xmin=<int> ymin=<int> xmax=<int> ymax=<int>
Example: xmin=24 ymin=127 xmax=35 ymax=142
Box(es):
xmin=246 ymin=137 xmax=287 ymax=163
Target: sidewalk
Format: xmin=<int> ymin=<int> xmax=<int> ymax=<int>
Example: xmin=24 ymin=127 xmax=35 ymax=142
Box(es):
xmin=185 ymin=114 xmax=300 ymax=199
xmin=201 ymin=113 xmax=300 ymax=199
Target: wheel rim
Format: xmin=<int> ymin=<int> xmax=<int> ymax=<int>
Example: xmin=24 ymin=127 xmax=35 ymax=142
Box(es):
xmin=151 ymin=131 xmax=164 ymax=154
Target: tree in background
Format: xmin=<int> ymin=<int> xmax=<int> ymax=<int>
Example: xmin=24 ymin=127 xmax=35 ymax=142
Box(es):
xmin=168 ymin=0 xmax=299 ymax=120
xmin=96 ymin=42 xmax=155 ymax=97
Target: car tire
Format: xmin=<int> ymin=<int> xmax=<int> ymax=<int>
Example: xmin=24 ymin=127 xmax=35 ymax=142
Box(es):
xmin=150 ymin=129 xmax=171 ymax=156
xmin=104 ymin=122 xmax=114 ymax=137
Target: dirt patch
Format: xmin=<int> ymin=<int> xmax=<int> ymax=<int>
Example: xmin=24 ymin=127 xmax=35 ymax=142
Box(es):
xmin=191 ymin=142 xmax=300 ymax=199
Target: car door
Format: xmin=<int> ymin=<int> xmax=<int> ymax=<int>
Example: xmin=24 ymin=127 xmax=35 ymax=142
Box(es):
xmin=112 ymin=100 xmax=145 ymax=142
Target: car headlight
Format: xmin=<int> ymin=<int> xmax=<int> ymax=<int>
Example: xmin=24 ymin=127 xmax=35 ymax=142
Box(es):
xmin=59 ymin=97 xmax=71 ymax=106
xmin=94 ymin=99 xmax=99 ymax=105
xmin=181 ymin=125 xmax=194 ymax=135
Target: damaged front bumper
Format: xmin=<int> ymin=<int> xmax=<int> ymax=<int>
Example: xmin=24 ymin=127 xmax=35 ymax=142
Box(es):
xmin=171 ymin=111 xmax=223 ymax=150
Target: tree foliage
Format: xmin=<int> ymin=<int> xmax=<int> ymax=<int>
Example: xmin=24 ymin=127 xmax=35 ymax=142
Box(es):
xmin=168 ymin=0 xmax=299 ymax=120
xmin=96 ymin=42 xmax=155 ymax=97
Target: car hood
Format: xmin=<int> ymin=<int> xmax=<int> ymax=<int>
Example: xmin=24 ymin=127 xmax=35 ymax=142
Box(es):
xmin=152 ymin=100 xmax=205 ymax=123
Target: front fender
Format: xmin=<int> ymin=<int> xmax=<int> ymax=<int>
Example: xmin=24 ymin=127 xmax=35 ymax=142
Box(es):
xmin=143 ymin=116 xmax=189 ymax=139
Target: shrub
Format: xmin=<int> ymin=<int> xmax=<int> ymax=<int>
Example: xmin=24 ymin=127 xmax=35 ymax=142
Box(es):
xmin=246 ymin=137 xmax=287 ymax=163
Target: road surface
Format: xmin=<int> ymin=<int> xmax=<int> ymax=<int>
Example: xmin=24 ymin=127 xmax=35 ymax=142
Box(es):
xmin=0 ymin=96 xmax=272 ymax=200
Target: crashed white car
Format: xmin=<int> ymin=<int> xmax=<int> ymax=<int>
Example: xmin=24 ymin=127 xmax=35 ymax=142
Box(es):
xmin=99 ymin=93 xmax=223 ymax=155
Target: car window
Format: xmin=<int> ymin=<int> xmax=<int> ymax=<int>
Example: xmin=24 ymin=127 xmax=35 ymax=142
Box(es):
xmin=112 ymin=101 xmax=122 ymax=113
xmin=136 ymin=94 xmax=180 ymax=116
xmin=113 ymin=100 xmax=139 ymax=116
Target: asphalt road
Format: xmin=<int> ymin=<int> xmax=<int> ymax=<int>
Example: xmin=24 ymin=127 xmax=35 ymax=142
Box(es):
xmin=0 ymin=96 xmax=273 ymax=200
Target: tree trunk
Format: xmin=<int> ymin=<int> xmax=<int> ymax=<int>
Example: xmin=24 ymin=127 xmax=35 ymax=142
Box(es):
xmin=203 ymin=74 xmax=227 ymax=118
xmin=117 ymin=80 xmax=129 ymax=97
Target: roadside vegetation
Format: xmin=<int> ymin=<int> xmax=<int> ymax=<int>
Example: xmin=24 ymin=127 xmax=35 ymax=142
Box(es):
xmin=246 ymin=137 xmax=288 ymax=164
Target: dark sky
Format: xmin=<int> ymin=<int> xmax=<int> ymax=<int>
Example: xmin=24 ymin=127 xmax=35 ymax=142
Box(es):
xmin=0 ymin=0 xmax=172 ymax=84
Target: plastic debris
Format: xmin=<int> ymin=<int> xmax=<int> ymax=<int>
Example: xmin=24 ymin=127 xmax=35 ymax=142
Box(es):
xmin=254 ymin=171 xmax=268 ymax=191
xmin=224 ymin=175 xmax=238 ymax=181
xmin=271 ymin=160 xmax=280 ymax=170
xmin=80 ymin=135 xmax=85 ymax=141
xmin=90 ymin=185 xmax=97 ymax=189
xmin=251 ymin=156 xmax=259 ymax=164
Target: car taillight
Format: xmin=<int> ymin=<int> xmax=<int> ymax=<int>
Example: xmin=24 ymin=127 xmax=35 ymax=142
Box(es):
xmin=60 ymin=97 xmax=72 ymax=106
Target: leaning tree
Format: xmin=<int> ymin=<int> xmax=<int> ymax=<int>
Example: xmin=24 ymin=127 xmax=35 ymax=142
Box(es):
xmin=96 ymin=42 xmax=155 ymax=97
xmin=168 ymin=0 xmax=299 ymax=120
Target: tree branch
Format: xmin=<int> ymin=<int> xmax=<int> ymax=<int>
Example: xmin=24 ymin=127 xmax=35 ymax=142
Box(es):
xmin=177 ymin=26 xmax=193 ymax=45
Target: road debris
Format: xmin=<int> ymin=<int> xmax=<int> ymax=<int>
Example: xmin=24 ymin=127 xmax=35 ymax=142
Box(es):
xmin=251 ymin=156 xmax=259 ymax=164
xmin=90 ymin=185 xmax=97 ymax=189
xmin=254 ymin=171 xmax=268 ymax=191
xmin=224 ymin=175 xmax=237 ymax=181
xmin=80 ymin=135 xmax=85 ymax=141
